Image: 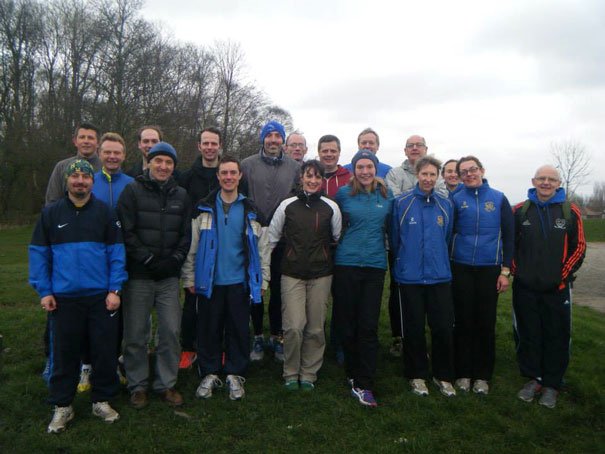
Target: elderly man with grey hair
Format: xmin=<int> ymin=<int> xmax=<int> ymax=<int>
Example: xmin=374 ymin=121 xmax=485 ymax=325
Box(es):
xmin=512 ymin=164 xmax=586 ymax=409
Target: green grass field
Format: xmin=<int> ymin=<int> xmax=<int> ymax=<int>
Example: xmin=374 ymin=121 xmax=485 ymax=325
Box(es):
xmin=0 ymin=226 xmax=603 ymax=453
xmin=584 ymin=218 xmax=605 ymax=242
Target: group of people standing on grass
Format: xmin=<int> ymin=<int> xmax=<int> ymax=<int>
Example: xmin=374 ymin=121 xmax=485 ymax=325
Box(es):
xmin=29 ymin=120 xmax=586 ymax=434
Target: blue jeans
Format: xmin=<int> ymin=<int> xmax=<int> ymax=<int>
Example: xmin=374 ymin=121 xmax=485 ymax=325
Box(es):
xmin=123 ymin=278 xmax=181 ymax=393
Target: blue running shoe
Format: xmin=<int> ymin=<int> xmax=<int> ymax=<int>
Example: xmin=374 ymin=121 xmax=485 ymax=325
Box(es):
xmin=271 ymin=336 xmax=284 ymax=362
xmin=250 ymin=335 xmax=265 ymax=361
xmin=351 ymin=387 xmax=377 ymax=407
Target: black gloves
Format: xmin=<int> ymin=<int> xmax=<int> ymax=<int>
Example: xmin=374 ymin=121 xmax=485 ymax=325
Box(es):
xmin=146 ymin=256 xmax=181 ymax=281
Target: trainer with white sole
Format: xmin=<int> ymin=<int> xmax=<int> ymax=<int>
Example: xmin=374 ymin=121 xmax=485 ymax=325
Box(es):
xmin=29 ymin=158 xmax=127 ymax=434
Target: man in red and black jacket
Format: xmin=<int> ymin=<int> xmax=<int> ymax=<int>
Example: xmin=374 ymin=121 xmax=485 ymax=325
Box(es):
xmin=512 ymin=165 xmax=586 ymax=409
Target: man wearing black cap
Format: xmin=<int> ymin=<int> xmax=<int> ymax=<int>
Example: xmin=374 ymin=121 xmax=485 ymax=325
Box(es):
xmin=241 ymin=121 xmax=300 ymax=362
xmin=30 ymin=159 xmax=127 ymax=433
xmin=117 ymin=142 xmax=191 ymax=409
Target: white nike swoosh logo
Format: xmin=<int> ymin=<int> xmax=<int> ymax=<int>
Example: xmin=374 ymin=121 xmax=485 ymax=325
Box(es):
xmin=58 ymin=224 xmax=68 ymax=229
xmin=110 ymin=311 xmax=118 ymax=317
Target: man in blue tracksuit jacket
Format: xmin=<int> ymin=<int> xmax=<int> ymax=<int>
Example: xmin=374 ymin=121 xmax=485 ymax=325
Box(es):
xmin=29 ymin=159 xmax=127 ymax=433
xmin=391 ymin=156 xmax=456 ymax=397
xmin=181 ymin=156 xmax=269 ymax=400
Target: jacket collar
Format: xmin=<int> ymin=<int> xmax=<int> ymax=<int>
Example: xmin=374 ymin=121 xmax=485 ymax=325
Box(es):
xmin=527 ymin=187 xmax=566 ymax=207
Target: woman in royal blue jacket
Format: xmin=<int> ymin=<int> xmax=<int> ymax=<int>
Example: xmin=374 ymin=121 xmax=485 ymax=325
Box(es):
xmin=391 ymin=157 xmax=456 ymax=398
xmin=450 ymin=156 xmax=514 ymax=395
xmin=333 ymin=150 xmax=393 ymax=408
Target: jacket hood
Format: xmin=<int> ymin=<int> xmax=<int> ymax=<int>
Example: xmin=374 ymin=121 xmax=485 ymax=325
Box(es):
xmin=331 ymin=165 xmax=350 ymax=177
xmin=527 ymin=187 xmax=566 ymax=207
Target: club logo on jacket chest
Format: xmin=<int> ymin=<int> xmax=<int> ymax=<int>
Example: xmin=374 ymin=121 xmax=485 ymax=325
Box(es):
xmin=554 ymin=218 xmax=567 ymax=229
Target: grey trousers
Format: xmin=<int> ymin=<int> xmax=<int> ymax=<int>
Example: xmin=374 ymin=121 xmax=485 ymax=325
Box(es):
xmin=123 ymin=278 xmax=182 ymax=393
xmin=281 ymin=275 xmax=331 ymax=383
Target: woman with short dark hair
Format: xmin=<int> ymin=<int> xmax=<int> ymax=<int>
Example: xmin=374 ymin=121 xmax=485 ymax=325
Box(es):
xmin=267 ymin=160 xmax=342 ymax=390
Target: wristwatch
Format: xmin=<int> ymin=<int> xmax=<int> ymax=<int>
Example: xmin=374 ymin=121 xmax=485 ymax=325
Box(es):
xmin=500 ymin=270 xmax=511 ymax=278
xmin=109 ymin=290 xmax=122 ymax=296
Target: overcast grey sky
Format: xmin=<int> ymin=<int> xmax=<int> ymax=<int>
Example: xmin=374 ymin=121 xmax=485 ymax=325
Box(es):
xmin=142 ymin=0 xmax=604 ymax=202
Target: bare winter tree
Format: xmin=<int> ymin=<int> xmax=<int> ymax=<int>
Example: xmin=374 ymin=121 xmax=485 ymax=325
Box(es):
xmin=550 ymin=139 xmax=591 ymax=199
xmin=0 ymin=0 xmax=293 ymax=218
xmin=588 ymin=181 xmax=605 ymax=213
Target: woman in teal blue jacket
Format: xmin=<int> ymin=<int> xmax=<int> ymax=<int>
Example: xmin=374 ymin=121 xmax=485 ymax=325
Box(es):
xmin=333 ymin=150 xmax=393 ymax=408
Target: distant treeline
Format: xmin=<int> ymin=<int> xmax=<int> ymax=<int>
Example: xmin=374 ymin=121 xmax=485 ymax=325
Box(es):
xmin=0 ymin=0 xmax=292 ymax=218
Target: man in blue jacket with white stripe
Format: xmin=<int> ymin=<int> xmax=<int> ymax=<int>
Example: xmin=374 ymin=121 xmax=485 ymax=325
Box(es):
xmin=181 ymin=156 xmax=269 ymax=401
xmin=29 ymin=159 xmax=127 ymax=434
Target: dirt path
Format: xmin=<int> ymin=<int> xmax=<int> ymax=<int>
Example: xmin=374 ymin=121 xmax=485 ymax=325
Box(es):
xmin=572 ymin=242 xmax=605 ymax=314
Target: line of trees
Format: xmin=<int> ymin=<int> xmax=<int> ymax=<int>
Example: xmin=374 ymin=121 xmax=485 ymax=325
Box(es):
xmin=0 ymin=0 xmax=293 ymax=218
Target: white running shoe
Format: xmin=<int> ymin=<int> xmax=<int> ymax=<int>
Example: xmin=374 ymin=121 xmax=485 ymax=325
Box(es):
xmin=473 ymin=379 xmax=489 ymax=395
xmin=226 ymin=375 xmax=246 ymax=400
xmin=455 ymin=378 xmax=471 ymax=392
xmin=433 ymin=378 xmax=456 ymax=397
xmin=409 ymin=379 xmax=429 ymax=396
xmin=195 ymin=374 xmax=223 ymax=399
xmin=92 ymin=401 xmax=120 ymax=423
xmin=47 ymin=405 xmax=74 ymax=434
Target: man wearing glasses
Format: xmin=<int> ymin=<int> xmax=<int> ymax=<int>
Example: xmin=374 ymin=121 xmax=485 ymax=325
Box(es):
xmin=284 ymin=131 xmax=308 ymax=163
xmin=512 ymin=165 xmax=586 ymax=408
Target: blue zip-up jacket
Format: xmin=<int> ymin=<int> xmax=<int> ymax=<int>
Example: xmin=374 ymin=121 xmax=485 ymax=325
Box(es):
xmin=29 ymin=195 xmax=127 ymax=298
xmin=391 ymin=185 xmax=453 ymax=284
xmin=450 ymin=179 xmax=514 ymax=267
xmin=335 ymin=183 xmax=393 ymax=270
xmin=180 ymin=190 xmax=269 ymax=303
xmin=92 ymin=169 xmax=134 ymax=208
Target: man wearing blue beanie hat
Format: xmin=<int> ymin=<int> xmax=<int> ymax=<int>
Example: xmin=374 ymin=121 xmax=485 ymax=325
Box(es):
xmin=148 ymin=142 xmax=178 ymax=167
xmin=260 ymin=121 xmax=286 ymax=144
xmin=241 ymin=120 xmax=300 ymax=363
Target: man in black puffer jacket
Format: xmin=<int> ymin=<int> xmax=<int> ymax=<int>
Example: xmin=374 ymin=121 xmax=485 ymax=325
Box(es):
xmin=117 ymin=142 xmax=191 ymax=409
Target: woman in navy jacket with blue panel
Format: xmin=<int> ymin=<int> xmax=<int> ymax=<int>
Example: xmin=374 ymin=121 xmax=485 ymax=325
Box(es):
xmin=450 ymin=156 xmax=514 ymax=395
xmin=391 ymin=156 xmax=456 ymax=397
